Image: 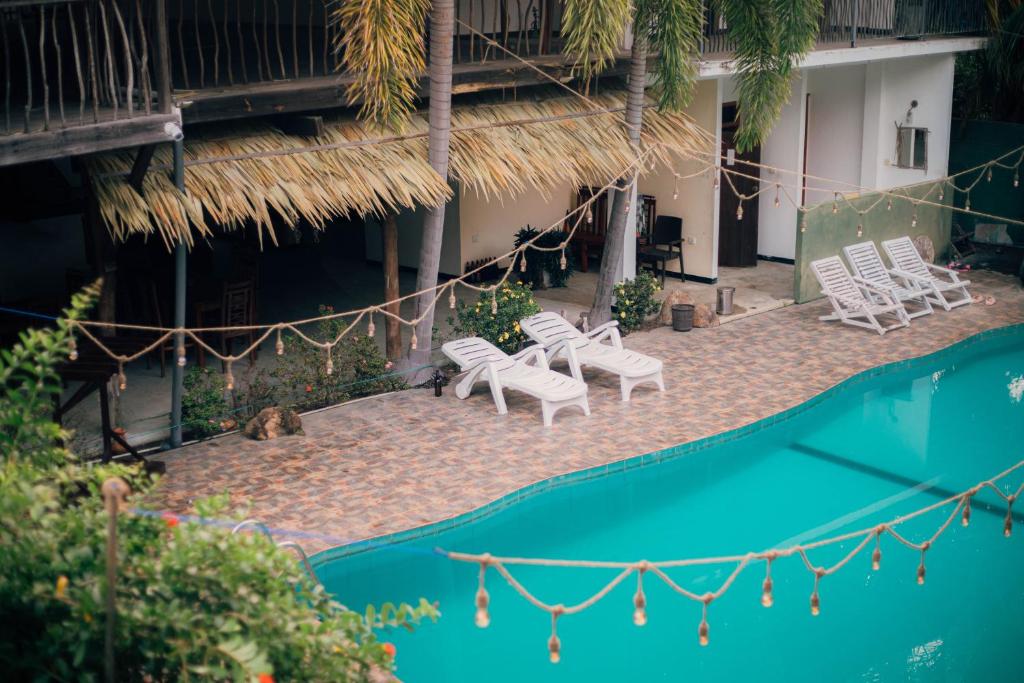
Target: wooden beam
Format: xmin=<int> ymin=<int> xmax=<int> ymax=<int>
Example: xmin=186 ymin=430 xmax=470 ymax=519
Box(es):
xmin=154 ymin=0 xmax=173 ymax=114
xmin=275 ymin=114 xmax=325 ymax=138
xmin=128 ymin=144 xmax=158 ymax=196
xmin=0 ymin=113 xmax=181 ymax=168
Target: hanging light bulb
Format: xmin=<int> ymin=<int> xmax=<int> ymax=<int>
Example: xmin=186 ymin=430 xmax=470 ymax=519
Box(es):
xmin=916 ymin=562 xmax=926 ymax=585
xmin=449 ymin=287 xmax=457 ymax=309
xmin=1005 ymin=504 xmax=1014 ymax=538
xmin=176 ymin=345 xmax=187 ymax=367
xmin=962 ymin=496 xmax=972 ymax=527
xmin=800 ymin=215 xmax=808 ymax=233
xmin=872 ymin=533 xmax=882 ymax=571
xmin=520 ymin=253 xmax=527 ymax=272
xmin=911 ymin=212 xmax=918 ymax=228
xmin=761 ymin=575 xmax=774 ymax=608
xmin=810 ymin=590 xmax=821 ymax=617
xmin=68 ymin=337 xmax=78 ymax=361
xmin=1014 ymin=171 xmax=1019 ymax=188
xmin=713 ymin=169 xmax=720 ymax=190
xmin=673 ymin=176 xmax=679 ymax=200
xmin=410 ymin=330 xmax=418 ymax=351
xmin=856 ymin=223 xmax=864 ymax=238
xmin=474 ymin=586 xmax=490 ymax=628
xmin=632 ymin=588 xmax=647 ymax=627
xmin=774 ymin=185 xmax=781 ymax=208
xmin=887 ymin=197 xmax=893 ymax=211
xmin=736 ymin=202 xmax=744 ymax=221
xmin=965 ymin=195 xmax=971 ymax=212
xmin=586 ymin=206 xmax=593 ymax=224
xmin=938 ymin=185 xmax=945 ymax=202
xmin=987 ymin=166 xmax=993 ymax=182
xmin=491 ymin=293 xmax=498 ymax=315
xmin=548 ymin=634 xmax=561 ymax=664
xmin=367 ymin=313 xmax=375 ymax=338
xmin=325 ymin=349 xmax=334 ymax=376
xmin=117 ymin=363 xmax=127 ymax=391
xmin=832 ymin=193 xmax=839 ymax=214
xmin=559 ymin=250 xmax=567 ymax=270
xmin=698 ymin=618 xmax=710 ymax=647
xmin=275 ymin=329 xmax=285 ymax=356
xmin=225 ymin=363 xmax=234 ymax=392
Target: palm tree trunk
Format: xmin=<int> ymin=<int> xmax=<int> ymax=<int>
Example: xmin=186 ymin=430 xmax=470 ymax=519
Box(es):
xmin=404 ymin=0 xmax=455 ymax=380
xmin=589 ymin=29 xmax=647 ymax=326
xmin=382 ymin=212 xmax=402 ymax=360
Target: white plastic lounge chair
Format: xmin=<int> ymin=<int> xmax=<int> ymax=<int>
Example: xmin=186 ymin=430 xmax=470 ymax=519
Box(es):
xmin=881 ymin=236 xmax=973 ymax=311
xmin=811 ymin=256 xmax=911 ymax=335
xmin=520 ymin=311 xmax=665 ymax=402
xmin=842 ymin=241 xmax=933 ymax=319
xmin=441 ymin=337 xmax=590 ymax=427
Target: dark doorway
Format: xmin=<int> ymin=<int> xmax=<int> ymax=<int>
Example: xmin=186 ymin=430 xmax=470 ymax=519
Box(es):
xmin=718 ymin=102 xmax=761 ymax=268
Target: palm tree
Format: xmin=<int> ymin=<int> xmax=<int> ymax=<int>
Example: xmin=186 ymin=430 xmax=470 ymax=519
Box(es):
xmin=563 ymin=0 xmax=822 ymax=325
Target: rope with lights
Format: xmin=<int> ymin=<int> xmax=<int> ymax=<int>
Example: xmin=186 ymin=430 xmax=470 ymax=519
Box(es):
xmin=445 ymin=459 xmax=1024 ymax=663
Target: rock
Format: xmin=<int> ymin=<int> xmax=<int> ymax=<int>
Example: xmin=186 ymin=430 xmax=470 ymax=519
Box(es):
xmin=243 ymin=407 xmax=303 ymax=441
xmin=692 ymin=303 xmax=720 ymax=328
xmin=658 ymin=290 xmax=696 ymax=325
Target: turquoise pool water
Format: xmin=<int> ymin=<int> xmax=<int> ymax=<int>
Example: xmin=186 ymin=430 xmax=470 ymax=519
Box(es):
xmin=315 ymin=326 xmax=1024 ymax=682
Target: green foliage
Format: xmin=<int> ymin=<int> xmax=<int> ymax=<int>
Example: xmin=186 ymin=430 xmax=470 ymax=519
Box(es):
xmin=0 ymin=290 xmax=438 ymax=681
xmin=562 ymin=0 xmax=631 ymax=84
xmin=637 ymin=0 xmax=705 ymax=111
xmin=271 ymin=305 xmax=407 ymax=412
xmin=613 ymin=270 xmax=662 ymax=333
xmin=953 ymin=4 xmax=1024 ymax=122
xmin=448 ymin=282 xmax=542 ymax=354
xmin=333 ymin=0 xmax=430 ymax=130
xmin=183 ymin=366 xmax=230 ymax=439
xmin=716 ymin=0 xmax=822 ymax=151
xmin=513 ymin=226 xmax=575 ymax=289
xmin=0 ymin=281 xmax=98 ymax=468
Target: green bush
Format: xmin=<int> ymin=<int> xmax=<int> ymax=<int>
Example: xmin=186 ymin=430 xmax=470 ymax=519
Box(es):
xmin=182 ymin=366 xmax=230 ymax=438
xmin=271 ymin=305 xmax=407 ymax=411
xmin=613 ymin=271 xmax=662 ymax=333
xmin=0 ymin=286 xmax=437 ymax=681
xmin=448 ymin=282 xmax=542 ymax=354
xmin=513 ymin=226 xmax=575 ymax=289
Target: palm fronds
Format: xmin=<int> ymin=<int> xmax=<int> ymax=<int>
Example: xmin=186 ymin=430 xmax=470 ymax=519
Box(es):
xmin=638 ymin=0 xmax=705 ymax=111
xmin=86 ymin=87 xmax=714 ymax=249
xmin=332 ymin=0 xmax=430 ymax=131
xmin=716 ymin=0 xmax=822 ymax=151
xmin=561 ymin=0 xmax=632 ymax=84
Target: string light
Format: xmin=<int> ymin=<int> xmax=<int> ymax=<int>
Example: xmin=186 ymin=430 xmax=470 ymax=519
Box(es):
xmin=548 ymin=609 xmax=563 ymax=664
xmin=832 ymin=193 xmax=839 ymax=214
xmin=962 ymin=494 xmax=972 ymax=527
xmin=761 ymin=557 xmax=774 ymax=608
xmin=673 ymin=175 xmax=679 ymax=200
xmin=449 ymin=287 xmax=457 ymax=309
xmin=856 ymin=223 xmax=863 ymax=238
xmin=965 ymin=194 xmax=971 ymax=212
xmin=887 ymin=197 xmax=893 ymax=211
xmin=520 ymin=254 xmax=527 ymax=272
xmin=586 ymin=206 xmax=593 ymax=224
xmin=698 ymin=596 xmax=711 ymax=646
xmin=475 ymin=561 xmax=491 ymax=628
xmin=800 ymin=214 xmax=807 ymax=233
xmin=176 ymin=345 xmax=187 ymax=367
xmin=275 ymin=328 xmax=285 ymax=355
xmin=713 ymin=168 xmax=720 ymax=190
xmin=633 ymin=565 xmax=648 ymax=626
xmin=916 ymin=543 xmax=929 ymax=585
xmin=68 ymin=338 xmax=78 ymax=361
xmin=736 ymin=202 xmax=744 ymax=221
xmin=774 ymin=185 xmax=781 ymax=208
xmin=810 ymin=569 xmax=824 ymax=617
xmin=871 ymin=529 xmax=883 ymax=571
xmin=987 ymin=166 xmax=993 ymax=182
xmin=1005 ymin=496 xmax=1015 ymax=537
xmin=559 ymin=250 xmax=567 ymax=270
xmin=491 ymin=293 xmax=498 ymax=315
xmin=325 ymin=348 xmax=334 ymax=376
xmin=117 ymin=363 xmax=127 ymax=391
xmin=911 ymin=211 xmax=918 ymax=228
xmin=224 ymin=362 xmax=234 ymax=391
xmin=410 ymin=330 xmax=418 ymax=351
xmin=1014 ymin=171 xmax=1019 ymax=188
xmin=937 ymin=184 xmax=944 ymax=202
xmin=367 ymin=313 xmax=375 ymax=338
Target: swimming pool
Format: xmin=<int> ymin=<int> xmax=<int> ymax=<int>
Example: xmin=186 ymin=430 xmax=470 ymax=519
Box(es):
xmin=314 ymin=325 xmax=1024 ymax=682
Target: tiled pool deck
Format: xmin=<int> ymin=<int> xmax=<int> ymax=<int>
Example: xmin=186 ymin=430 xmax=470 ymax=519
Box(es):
xmin=152 ymin=271 xmax=1024 ymax=553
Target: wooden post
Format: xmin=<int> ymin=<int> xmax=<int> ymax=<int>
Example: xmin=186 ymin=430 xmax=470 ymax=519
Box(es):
xmin=84 ymin=177 xmax=117 ymax=337
xmin=382 ymin=212 xmax=402 ymax=360
xmin=154 ymin=0 xmax=172 ymax=114
xmin=101 ymin=477 xmax=130 ymax=683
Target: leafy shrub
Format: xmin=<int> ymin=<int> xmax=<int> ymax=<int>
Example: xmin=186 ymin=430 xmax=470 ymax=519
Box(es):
xmin=513 ymin=226 xmax=575 ymax=289
xmin=182 ymin=366 xmax=230 ymax=438
xmin=448 ymin=282 xmax=542 ymax=354
xmin=0 ymin=286 xmax=437 ymax=681
xmin=271 ymin=305 xmax=406 ymax=411
xmin=613 ymin=271 xmax=662 ymax=333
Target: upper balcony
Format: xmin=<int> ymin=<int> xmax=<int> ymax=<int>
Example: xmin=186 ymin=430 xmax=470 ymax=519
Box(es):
xmin=0 ymin=0 xmax=988 ymax=168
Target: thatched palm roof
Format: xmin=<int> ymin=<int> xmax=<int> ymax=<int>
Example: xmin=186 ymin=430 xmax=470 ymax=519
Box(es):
xmin=87 ymin=88 xmax=714 ymax=248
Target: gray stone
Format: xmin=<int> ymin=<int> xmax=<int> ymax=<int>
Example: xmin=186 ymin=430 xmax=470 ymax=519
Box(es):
xmin=693 ymin=303 xmax=720 ymax=328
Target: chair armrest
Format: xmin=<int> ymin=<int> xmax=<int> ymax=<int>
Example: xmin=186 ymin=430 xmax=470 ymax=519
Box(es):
xmin=889 ymin=268 xmax=931 ymax=284
xmin=511 ymin=345 xmax=548 ymax=369
xmin=923 ymin=262 xmax=963 ymax=282
xmin=854 ymin=280 xmax=898 ymax=306
xmin=586 ymin=320 xmax=622 ymax=349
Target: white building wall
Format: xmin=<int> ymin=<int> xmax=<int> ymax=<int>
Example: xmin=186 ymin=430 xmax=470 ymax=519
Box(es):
xmin=804 ymin=64 xmax=867 ymax=205
xmin=756 ymin=75 xmax=807 ymax=261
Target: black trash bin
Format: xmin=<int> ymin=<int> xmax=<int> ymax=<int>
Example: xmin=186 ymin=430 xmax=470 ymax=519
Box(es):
xmin=671 ymin=304 xmax=694 ymax=332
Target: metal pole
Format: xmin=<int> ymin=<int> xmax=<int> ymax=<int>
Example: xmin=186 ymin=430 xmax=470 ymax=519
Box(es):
xmin=850 ymin=0 xmax=859 ymax=47
xmin=170 ymin=138 xmax=186 ymax=447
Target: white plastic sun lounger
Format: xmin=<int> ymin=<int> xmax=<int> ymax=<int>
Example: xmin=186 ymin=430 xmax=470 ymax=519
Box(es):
xmin=441 ymin=337 xmax=590 ymax=427
xmin=811 ymin=256 xmax=911 ymax=335
xmin=881 ymin=236 xmax=973 ymax=311
xmin=842 ymin=241 xmax=933 ymax=319
xmin=520 ymin=311 xmax=665 ymax=402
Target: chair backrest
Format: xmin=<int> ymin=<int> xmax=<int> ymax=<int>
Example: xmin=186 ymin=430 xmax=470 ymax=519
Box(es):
xmin=442 ymin=337 xmax=511 ymax=371
xmin=651 ymin=215 xmax=682 ymax=247
xmin=882 ymin=237 xmax=930 ymax=278
xmin=222 ymin=280 xmax=254 ymax=328
xmin=520 ymin=311 xmax=583 ymax=346
xmin=811 ymin=256 xmax=865 ymax=306
xmin=843 ymin=241 xmax=895 ymax=287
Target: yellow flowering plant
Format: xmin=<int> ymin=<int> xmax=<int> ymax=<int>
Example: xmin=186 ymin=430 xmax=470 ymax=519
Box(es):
xmin=613 ymin=271 xmax=662 ymax=333
xmin=448 ymin=282 xmax=542 ymax=354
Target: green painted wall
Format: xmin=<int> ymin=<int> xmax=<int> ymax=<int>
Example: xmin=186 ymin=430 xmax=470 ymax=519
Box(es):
xmin=949 ymin=120 xmax=1024 ymax=244
xmin=793 ymin=185 xmax=952 ymax=303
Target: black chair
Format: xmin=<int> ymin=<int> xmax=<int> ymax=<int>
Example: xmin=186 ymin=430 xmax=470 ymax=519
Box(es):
xmin=638 ymin=215 xmax=684 ymax=285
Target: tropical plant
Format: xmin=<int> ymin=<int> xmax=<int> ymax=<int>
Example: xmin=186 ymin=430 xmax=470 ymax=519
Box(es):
xmin=182 ymin=366 xmax=230 ymax=438
xmin=514 ymin=226 xmax=576 ymax=289
xmin=953 ymin=1 xmax=1024 ymax=123
xmin=448 ymin=282 xmax=542 ymax=354
xmin=0 ymin=287 xmax=437 ymax=681
xmin=565 ymin=0 xmax=822 ymax=325
xmin=613 ymin=271 xmax=663 ymax=333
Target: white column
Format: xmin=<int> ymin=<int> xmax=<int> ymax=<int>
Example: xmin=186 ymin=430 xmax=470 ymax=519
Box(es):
xmin=860 ymin=62 xmax=885 ymax=189
xmin=710 ymin=78 xmax=724 ymax=282
xmin=619 ymin=182 xmax=638 ymax=280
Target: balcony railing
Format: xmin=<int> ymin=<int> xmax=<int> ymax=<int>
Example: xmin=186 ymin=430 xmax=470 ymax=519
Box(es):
xmin=703 ymin=0 xmax=986 ymax=54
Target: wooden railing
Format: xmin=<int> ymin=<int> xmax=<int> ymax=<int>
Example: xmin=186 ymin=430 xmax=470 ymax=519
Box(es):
xmin=1 ymin=0 xmax=172 ymax=136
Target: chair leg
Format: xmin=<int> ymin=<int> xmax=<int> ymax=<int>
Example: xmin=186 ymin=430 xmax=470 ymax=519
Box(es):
xmin=678 ymin=249 xmax=685 ymax=282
